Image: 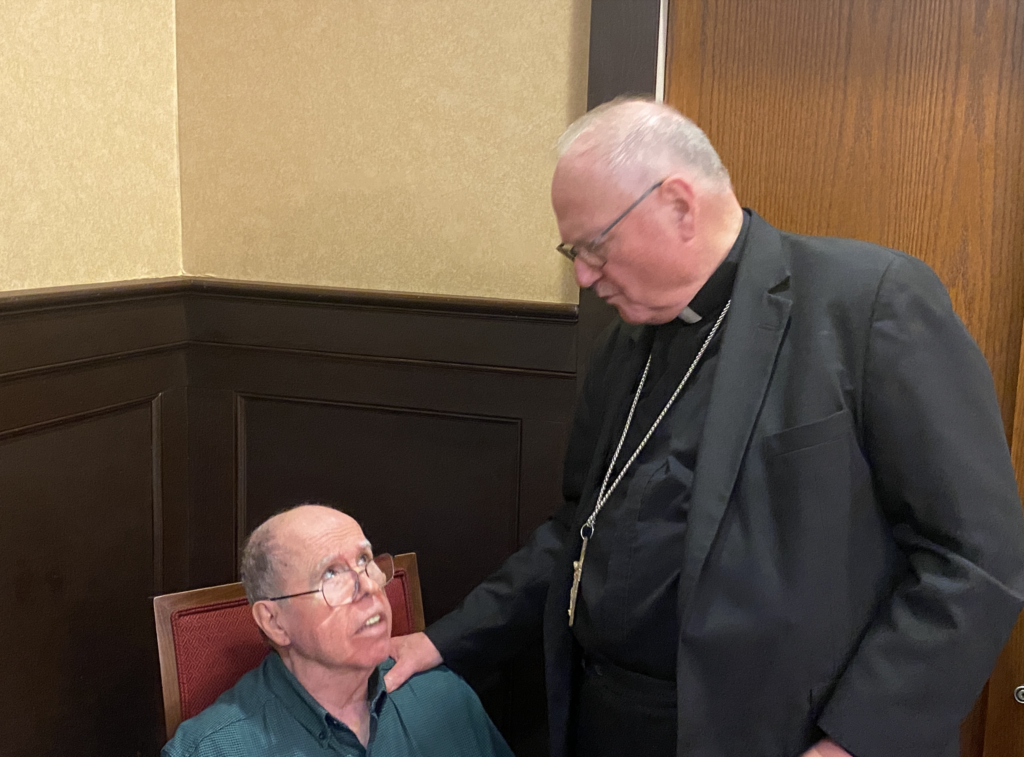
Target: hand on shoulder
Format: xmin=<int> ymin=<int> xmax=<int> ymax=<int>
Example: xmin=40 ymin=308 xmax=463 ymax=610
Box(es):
xmin=800 ymin=739 xmax=853 ymax=757
xmin=384 ymin=632 xmax=443 ymax=692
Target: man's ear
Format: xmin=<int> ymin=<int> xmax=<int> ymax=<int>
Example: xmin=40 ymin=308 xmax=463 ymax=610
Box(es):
xmin=252 ymin=600 xmax=290 ymax=648
xmin=660 ymin=175 xmax=698 ymax=240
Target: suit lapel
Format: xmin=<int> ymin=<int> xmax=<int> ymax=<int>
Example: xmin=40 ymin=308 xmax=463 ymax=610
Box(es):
xmin=678 ymin=213 xmax=792 ymax=615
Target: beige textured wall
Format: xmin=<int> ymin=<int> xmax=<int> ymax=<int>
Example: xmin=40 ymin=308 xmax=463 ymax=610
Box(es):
xmin=0 ymin=1 xmax=182 ymax=292
xmin=176 ymin=0 xmax=588 ymax=304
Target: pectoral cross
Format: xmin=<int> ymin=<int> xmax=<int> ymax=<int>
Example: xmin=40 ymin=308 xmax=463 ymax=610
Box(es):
xmin=567 ymin=533 xmax=589 ymax=627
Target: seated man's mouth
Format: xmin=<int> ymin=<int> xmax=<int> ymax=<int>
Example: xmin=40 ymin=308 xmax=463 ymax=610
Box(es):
xmin=363 ymin=614 xmax=382 ymax=628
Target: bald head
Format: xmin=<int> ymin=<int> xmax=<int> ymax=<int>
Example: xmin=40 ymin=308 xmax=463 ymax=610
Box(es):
xmin=557 ymin=97 xmax=730 ymax=193
xmin=240 ymin=505 xmax=367 ymax=603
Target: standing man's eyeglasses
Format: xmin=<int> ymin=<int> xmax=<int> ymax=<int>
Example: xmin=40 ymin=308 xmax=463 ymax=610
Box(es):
xmin=262 ymin=553 xmax=395 ymax=608
xmin=555 ymin=179 xmax=666 ymax=268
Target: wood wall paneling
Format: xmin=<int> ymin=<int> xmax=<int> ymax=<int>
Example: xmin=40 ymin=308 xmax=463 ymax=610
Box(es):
xmin=188 ymin=347 xmax=577 ymax=589
xmin=239 ymin=396 xmax=522 ymax=622
xmin=0 ymin=285 xmax=192 ymax=756
xmin=0 ymin=283 xmax=188 ymax=379
xmin=182 ymin=284 xmax=578 ymax=593
xmin=157 ymin=386 xmax=190 ymax=594
xmin=0 ymin=402 xmax=165 ymax=755
xmin=185 ymin=280 xmax=578 ymax=374
xmin=667 ymin=1 xmax=1024 ymax=754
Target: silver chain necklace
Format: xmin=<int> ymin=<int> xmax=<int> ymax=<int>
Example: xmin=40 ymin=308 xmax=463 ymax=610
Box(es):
xmin=567 ymin=300 xmax=731 ymax=626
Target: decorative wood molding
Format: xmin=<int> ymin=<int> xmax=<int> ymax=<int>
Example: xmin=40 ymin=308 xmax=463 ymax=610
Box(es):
xmin=0 ymin=276 xmax=576 ymax=318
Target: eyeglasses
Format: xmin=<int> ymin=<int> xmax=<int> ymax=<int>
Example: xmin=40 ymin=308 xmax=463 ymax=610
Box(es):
xmin=556 ymin=179 xmax=665 ymax=268
xmin=263 ymin=553 xmax=394 ymax=608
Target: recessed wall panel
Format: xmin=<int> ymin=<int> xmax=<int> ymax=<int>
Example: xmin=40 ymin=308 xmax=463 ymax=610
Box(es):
xmin=240 ymin=396 xmax=521 ymax=622
xmin=0 ymin=404 xmax=161 ymax=756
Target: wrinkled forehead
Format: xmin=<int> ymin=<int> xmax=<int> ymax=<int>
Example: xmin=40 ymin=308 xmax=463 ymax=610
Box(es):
xmin=276 ymin=508 xmax=373 ymax=577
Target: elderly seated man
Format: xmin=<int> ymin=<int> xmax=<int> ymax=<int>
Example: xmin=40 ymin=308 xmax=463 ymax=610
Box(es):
xmin=163 ymin=504 xmax=513 ymax=757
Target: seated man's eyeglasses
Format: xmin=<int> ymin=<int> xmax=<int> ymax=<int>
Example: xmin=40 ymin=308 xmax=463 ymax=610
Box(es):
xmin=264 ymin=553 xmax=395 ymax=607
xmin=556 ymin=179 xmax=665 ymax=268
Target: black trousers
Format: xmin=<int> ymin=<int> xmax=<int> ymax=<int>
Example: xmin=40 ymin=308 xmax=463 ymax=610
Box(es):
xmin=573 ymin=656 xmax=677 ymax=756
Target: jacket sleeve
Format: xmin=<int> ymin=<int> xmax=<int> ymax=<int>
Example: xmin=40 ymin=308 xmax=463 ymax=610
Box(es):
xmin=818 ymin=253 xmax=1024 ymax=756
xmin=426 ymin=321 xmax=626 ymax=675
xmin=425 ymin=508 xmax=572 ymax=675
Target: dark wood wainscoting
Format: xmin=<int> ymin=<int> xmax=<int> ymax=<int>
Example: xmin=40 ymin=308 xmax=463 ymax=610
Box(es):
xmin=0 ymin=278 xmax=577 ymax=757
xmin=0 ymin=285 xmax=189 ymax=757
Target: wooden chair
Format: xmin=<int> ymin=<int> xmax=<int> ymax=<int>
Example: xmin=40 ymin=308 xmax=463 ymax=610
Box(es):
xmin=153 ymin=552 xmax=425 ymax=740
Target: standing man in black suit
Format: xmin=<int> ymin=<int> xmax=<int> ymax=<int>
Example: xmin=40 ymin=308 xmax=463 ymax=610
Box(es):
xmin=385 ymin=98 xmax=1024 ymax=757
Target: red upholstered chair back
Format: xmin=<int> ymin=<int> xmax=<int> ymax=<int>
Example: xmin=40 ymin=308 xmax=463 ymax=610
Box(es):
xmin=154 ymin=552 xmax=424 ymax=740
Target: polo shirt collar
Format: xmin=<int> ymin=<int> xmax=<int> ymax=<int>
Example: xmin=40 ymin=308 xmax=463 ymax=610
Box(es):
xmin=264 ymin=651 xmax=390 ymax=742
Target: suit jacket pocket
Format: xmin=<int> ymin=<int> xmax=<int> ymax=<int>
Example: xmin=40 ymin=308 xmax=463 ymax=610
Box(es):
xmin=764 ymin=409 xmax=853 ymax=458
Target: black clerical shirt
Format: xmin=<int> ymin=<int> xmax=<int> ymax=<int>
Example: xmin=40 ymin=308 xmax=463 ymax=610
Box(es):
xmin=572 ymin=212 xmax=750 ymax=681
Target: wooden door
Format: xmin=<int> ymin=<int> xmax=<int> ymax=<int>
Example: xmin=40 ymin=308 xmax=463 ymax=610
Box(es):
xmin=665 ymin=2 xmax=1024 ymax=754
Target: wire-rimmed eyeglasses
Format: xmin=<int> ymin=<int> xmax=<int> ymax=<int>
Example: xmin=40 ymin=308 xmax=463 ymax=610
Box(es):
xmin=556 ymin=179 xmax=665 ymax=268
xmin=263 ymin=553 xmax=394 ymax=608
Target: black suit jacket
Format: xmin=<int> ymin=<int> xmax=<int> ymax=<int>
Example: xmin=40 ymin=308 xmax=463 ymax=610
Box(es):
xmin=429 ymin=213 xmax=1024 ymax=757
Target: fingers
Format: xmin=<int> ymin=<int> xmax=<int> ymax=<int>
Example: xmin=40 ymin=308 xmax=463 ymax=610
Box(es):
xmin=384 ymin=632 xmax=443 ymax=692
xmin=799 ymin=739 xmax=852 ymax=757
xmin=383 ymin=655 xmax=416 ymax=692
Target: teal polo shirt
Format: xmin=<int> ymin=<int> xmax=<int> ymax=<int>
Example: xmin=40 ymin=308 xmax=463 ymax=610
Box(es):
xmin=162 ymin=654 xmax=513 ymax=757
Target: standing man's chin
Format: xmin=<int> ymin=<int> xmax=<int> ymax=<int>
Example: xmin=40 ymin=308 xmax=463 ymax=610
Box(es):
xmin=617 ymin=308 xmax=655 ymax=325
xmin=613 ymin=304 xmax=641 ymax=324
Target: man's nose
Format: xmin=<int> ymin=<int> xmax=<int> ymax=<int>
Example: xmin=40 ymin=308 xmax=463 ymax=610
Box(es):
xmin=354 ymin=572 xmax=384 ymax=601
xmin=574 ymin=258 xmax=601 ymax=288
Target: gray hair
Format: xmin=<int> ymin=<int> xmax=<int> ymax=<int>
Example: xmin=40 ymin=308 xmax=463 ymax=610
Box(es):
xmin=240 ymin=518 xmax=283 ymax=603
xmin=556 ymin=97 xmax=730 ymax=191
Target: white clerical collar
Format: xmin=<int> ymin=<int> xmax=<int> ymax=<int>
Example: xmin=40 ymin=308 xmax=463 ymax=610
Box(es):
xmin=678 ymin=306 xmax=702 ymax=324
